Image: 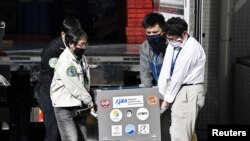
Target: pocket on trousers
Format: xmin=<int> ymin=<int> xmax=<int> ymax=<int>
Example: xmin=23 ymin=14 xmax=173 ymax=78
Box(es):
xmin=171 ymin=88 xmax=188 ymax=118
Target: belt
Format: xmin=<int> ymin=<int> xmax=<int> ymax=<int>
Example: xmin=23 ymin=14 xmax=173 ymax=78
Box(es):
xmin=181 ymin=83 xmax=203 ymax=86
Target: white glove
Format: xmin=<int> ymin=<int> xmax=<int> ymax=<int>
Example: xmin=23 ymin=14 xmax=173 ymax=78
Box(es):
xmin=90 ymin=111 xmax=98 ymax=118
xmin=160 ymin=107 xmax=168 ymax=115
xmin=160 ymin=101 xmax=169 ymax=115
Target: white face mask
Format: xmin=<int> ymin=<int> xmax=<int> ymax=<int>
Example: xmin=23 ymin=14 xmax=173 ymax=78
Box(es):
xmin=169 ymin=40 xmax=181 ymax=47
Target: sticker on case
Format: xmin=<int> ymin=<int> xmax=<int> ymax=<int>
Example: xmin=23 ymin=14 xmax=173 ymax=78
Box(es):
xmin=110 ymin=109 xmax=122 ymax=122
xmin=136 ymin=107 xmax=149 ymax=120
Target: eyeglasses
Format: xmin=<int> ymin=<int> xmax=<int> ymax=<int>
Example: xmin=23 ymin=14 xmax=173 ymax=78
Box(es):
xmin=76 ymin=42 xmax=88 ymax=48
xmin=166 ymin=32 xmax=186 ymax=41
xmin=166 ymin=35 xmax=179 ymax=41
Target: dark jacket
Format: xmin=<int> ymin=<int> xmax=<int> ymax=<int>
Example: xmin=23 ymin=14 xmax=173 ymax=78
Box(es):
xmin=39 ymin=37 xmax=65 ymax=95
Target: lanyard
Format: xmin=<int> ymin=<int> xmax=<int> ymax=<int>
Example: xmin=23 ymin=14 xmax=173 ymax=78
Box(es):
xmin=80 ymin=61 xmax=89 ymax=88
xmin=153 ymin=54 xmax=159 ymax=81
xmin=170 ymin=47 xmax=182 ymax=77
xmin=80 ymin=61 xmax=86 ymax=74
xmin=169 ymin=34 xmax=190 ymax=77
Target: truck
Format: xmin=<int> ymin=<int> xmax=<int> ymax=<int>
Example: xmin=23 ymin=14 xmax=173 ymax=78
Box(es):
xmin=0 ymin=0 xmax=206 ymax=140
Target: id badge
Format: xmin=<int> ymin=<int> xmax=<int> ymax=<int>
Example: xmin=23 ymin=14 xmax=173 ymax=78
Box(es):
xmin=167 ymin=78 xmax=171 ymax=87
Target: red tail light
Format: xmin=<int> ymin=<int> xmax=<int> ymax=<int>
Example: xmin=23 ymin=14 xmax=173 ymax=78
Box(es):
xmin=38 ymin=108 xmax=44 ymax=122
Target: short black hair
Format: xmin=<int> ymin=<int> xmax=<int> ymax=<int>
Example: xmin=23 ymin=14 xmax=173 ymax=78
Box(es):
xmin=65 ymin=29 xmax=88 ymax=47
xmin=165 ymin=17 xmax=188 ymax=36
xmin=61 ymin=17 xmax=82 ymax=34
xmin=142 ymin=12 xmax=165 ymax=30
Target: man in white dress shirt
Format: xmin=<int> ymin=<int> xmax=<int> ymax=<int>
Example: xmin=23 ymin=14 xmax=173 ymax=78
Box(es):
xmin=158 ymin=17 xmax=206 ymax=141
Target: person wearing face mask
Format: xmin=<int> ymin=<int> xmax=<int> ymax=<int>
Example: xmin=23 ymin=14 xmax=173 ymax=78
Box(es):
xmin=140 ymin=12 xmax=167 ymax=87
xmin=158 ymin=17 xmax=206 ymax=141
xmin=37 ymin=17 xmax=82 ymax=141
xmin=50 ymin=29 xmax=96 ymax=141
xmin=139 ymin=12 xmax=171 ymax=141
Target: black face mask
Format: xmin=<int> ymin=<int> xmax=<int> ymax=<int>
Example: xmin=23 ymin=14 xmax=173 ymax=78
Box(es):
xmin=74 ymin=48 xmax=86 ymax=60
xmin=147 ymin=34 xmax=167 ymax=55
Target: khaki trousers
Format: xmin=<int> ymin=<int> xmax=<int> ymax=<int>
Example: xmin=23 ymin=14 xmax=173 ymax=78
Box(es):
xmin=170 ymin=84 xmax=205 ymax=141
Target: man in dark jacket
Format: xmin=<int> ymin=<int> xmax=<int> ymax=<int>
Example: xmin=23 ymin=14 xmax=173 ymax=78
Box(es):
xmin=38 ymin=17 xmax=82 ymax=141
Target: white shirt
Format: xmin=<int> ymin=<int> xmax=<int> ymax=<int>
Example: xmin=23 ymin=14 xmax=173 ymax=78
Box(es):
xmin=158 ymin=36 xmax=206 ymax=103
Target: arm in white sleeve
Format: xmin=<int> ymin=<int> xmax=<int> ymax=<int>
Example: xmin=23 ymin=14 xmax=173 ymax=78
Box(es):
xmin=164 ymin=52 xmax=194 ymax=103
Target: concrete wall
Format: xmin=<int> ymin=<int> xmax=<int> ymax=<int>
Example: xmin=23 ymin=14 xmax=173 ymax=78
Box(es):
xmin=231 ymin=0 xmax=250 ymax=62
xmin=197 ymin=0 xmax=221 ymax=129
xmin=198 ymin=0 xmax=250 ymax=139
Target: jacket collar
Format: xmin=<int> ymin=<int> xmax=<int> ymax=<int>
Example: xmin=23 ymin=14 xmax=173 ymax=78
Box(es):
xmin=64 ymin=47 xmax=80 ymax=63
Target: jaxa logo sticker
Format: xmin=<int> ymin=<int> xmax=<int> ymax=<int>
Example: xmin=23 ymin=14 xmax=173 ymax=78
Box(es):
xmin=99 ymin=99 xmax=110 ymax=109
xmin=48 ymin=58 xmax=58 ymax=68
xmin=66 ymin=66 xmax=77 ymax=77
xmin=136 ymin=108 xmax=149 ymax=120
xmin=138 ymin=124 xmax=150 ymax=134
xmin=125 ymin=124 xmax=135 ymax=135
xmin=110 ymin=109 xmax=122 ymax=122
xmin=147 ymin=95 xmax=158 ymax=105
